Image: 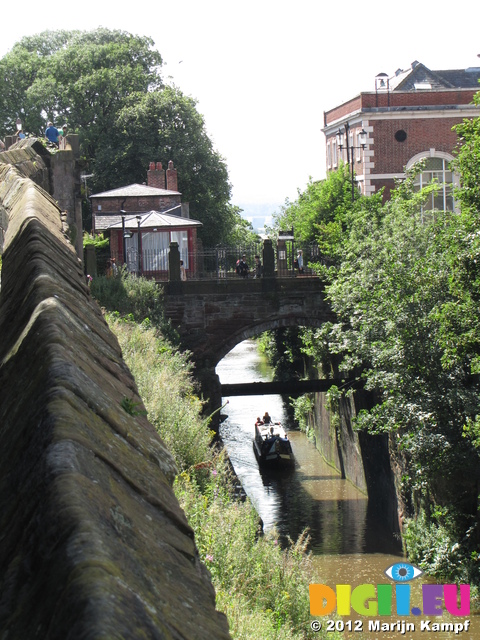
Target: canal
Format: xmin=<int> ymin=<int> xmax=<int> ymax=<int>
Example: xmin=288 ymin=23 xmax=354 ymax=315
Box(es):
xmin=217 ymin=339 xmax=477 ymax=639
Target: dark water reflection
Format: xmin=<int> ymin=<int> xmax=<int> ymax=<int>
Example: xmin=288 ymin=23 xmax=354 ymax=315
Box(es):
xmin=217 ymin=340 xmax=479 ymax=639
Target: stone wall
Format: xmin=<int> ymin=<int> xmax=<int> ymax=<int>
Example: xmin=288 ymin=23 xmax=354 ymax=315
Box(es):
xmin=0 ymin=164 xmax=230 ymax=637
xmin=310 ymin=389 xmax=401 ymax=538
xmin=0 ymin=137 xmax=84 ymax=257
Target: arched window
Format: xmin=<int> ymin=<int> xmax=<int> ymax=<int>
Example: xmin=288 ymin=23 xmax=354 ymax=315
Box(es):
xmin=407 ymin=153 xmax=456 ymax=213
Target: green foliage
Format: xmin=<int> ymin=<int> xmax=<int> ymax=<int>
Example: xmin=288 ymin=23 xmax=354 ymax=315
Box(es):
xmin=121 ymin=396 xmax=146 ymax=416
xmin=109 ymin=316 xmax=212 ymax=469
xmin=403 ymin=510 xmax=479 ymax=589
xmin=0 ymin=29 xmax=162 ymax=140
xmin=291 ymin=394 xmax=315 ymax=438
xmin=224 ymin=208 xmax=261 ymax=247
xmin=101 ymin=85 xmax=234 ymax=244
xmin=82 ymin=232 xmax=109 ymax=249
xmin=452 ymin=91 xmax=480 ymax=216
xmin=311 ymin=163 xmax=480 ymax=585
xmin=323 ymin=169 xmax=479 ymax=474
xmin=90 ymin=271 xmax=178 ymax=342
xmin=269 ymin=165 xmax=381 ymax=267
xmin=258 ymin=328 xmax=305 ymax=382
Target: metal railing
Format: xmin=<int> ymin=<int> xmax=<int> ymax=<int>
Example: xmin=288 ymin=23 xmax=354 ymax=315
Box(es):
xmin=107 ymin=242 xmax=323 ymax=281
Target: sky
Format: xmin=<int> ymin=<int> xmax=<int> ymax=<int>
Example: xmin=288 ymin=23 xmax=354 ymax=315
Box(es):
xmin=1 ymin=0 xmax=479 ymax=221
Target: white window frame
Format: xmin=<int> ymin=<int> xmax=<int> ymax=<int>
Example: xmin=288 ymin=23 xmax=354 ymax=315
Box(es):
xmin=407 ymin=151 xmax=458 ymax=215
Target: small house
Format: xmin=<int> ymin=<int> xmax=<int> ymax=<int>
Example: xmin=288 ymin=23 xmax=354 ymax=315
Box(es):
xmin=90 ymin=161 xmax=202 ymax=277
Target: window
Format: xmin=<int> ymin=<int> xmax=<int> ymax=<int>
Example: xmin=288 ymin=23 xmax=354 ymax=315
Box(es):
xmin=412 ymin=157 xmax=454 ymax=214
xmin=142 ymin=231 xmax=170 ymax=271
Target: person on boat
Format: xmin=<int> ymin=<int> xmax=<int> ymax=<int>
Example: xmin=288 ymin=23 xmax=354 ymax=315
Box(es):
xmin=255 ymin=416 xmax=263 ymax=426
xmin=263 ymin=411 xmax=272 ymax=424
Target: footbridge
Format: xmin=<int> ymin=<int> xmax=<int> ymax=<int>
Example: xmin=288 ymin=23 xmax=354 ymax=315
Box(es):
xmin=163 ymin=275 xmax=338 ymax=424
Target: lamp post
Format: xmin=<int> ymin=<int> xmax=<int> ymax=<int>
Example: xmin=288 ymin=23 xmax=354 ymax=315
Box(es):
xmin=121 ymin=210 xmax=132 ymax=266
xmin=336 ymin=124 xmax=367 ymax=201
xmin=136 ymin=215 xmax=142 ymax=275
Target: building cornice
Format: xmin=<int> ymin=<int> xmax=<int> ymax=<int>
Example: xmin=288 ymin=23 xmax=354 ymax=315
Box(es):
xmin=323 ymin=105 xmax=479 ymax=135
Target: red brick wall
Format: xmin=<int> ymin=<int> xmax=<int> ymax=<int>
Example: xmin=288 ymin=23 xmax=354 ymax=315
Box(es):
xmin=325 ymin=89 xmax=478 ymax=125
xmin=362 ymin=89 xmax=478 ymax=110
xmin=166 ymin=160 xmax=178 ymax=192
xmin=371 ymin=117 xmax=461 ymax=174
xmin=147 ymin=162 xmax=166 ymax=189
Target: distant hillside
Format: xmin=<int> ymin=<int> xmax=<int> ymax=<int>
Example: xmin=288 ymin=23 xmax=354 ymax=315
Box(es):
xmin=235 ymin=202 xmax=283 ymax=232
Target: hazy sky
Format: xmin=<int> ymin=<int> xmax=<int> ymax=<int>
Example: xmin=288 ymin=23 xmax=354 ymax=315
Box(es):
xmin=2 ymin=1 xmax=479 ymax=211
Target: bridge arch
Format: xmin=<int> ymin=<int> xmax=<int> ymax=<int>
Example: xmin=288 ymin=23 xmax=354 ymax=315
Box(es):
xmin=212 ymin=316 xmax=326 ymax=371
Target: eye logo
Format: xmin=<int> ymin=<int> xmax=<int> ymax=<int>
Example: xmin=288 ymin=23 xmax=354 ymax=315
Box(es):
xmin=385 ymin=562 xmax=423 ymax=582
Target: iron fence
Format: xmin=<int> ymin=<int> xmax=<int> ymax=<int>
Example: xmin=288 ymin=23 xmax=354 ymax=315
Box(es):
xmin=106 ymin=242 xmax=324 ymax=281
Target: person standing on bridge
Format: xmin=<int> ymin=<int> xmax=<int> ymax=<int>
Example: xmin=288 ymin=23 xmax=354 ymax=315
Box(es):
xmin=296 ymin=250 xmax=304 ymax=274
xmin=236 ymin=254 xmax=249 ymax=278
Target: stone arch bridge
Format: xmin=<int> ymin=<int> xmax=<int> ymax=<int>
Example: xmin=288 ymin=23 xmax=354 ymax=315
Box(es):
xmin=163 ymin=277 xmax=337 ymax=422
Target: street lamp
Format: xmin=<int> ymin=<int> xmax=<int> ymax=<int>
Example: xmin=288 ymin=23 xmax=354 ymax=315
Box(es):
xmin=121 ymin=210 xmax=132 ymax=266
xmin=336 ymin=123 xmax=367 ymax=201
xmin=136 ymin=215 xmax=142 ymax=275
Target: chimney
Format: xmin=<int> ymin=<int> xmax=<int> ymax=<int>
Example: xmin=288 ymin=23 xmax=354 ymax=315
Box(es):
xmin=147 ymin=161 xmax=166 ymax=188
xmin=166 ymin=160 xmax=178 ymax=192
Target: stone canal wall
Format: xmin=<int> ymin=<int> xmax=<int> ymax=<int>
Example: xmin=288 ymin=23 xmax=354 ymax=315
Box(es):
xmin=0 ymin=162 xmax=230 ymax=636
xmin=310 ymin=389 xmax=401 ymax=536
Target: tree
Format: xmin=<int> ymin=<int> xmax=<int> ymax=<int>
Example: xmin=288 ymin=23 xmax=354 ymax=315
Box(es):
xmin=452 ymin=92 xmax=480 ymax=216
xmin=0 ymin=29 xmax=162 ymax=140
xmin=0 ymin=29 xmax=236 ymax=245
xmin=270 ymin=164 xmax=374 ymax=263
xmin=100 ymin=87 xmax=235 ymax=244
xmin=318 ymin=171 xmax=480 ymax=576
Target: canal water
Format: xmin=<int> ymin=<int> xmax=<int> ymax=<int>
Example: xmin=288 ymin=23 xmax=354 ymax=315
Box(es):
xmin=217 ymin=339 xmax=477 ymax=639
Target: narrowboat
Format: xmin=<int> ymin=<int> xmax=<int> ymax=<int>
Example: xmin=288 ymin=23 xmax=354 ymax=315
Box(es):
xmin=253 ymin=419 xmax=294 ymax=467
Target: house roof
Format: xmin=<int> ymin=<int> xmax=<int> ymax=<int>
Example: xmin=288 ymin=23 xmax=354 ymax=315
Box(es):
xmin=90 ymin=183 xmax=181 ymax=198
xmin=391 ymin=62 xmax=480 ymax=91
xmin=95 ymin=207 xmax=202 ymax=232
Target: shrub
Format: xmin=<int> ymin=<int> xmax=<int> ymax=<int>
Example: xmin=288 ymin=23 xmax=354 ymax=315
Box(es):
xmin=92 ymin=271 xmax=177 ymax=341
xmin=175 ymin=463 xmax=333 ymax=639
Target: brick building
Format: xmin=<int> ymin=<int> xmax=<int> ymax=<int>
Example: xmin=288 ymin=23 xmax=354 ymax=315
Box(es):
xmin=323 ymin=61 xmax=480 ymax=208
xmin=90 ymin=161 xmax=201 ymax=276
xmin=91 ymin=160 xmax=184 ymax=230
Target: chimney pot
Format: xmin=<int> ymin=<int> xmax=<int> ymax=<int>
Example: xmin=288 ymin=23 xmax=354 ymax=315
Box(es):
xmin=149 ymin=162 xmax=155 ymax=171
xmin=156 ymin=162 xmax=163 ymax=170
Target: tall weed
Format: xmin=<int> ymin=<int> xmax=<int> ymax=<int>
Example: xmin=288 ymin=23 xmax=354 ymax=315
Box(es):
xmin=108 ymin=316 xmax=212 ymax=469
